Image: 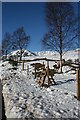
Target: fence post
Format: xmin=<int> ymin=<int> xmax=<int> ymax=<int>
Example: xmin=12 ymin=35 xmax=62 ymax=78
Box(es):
xmin=22 ymin=61 xmax=24 ymax=70
xmin=27 ymin=64 xmax=29 ymax=75
xmin=76 ymin=68 xmax=80 ymax=100
xmin=34 ymin=65 xmax=36 ymax=79
xmin=46 ymin=61 xmax=50 ymax=85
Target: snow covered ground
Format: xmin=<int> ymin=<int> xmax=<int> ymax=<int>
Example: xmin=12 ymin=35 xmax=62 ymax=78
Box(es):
xmin=0 ymin=60 xmax=80 ymax=119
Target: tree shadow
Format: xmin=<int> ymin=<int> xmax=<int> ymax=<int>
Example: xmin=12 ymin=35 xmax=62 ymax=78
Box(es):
xmin=55 ymin=79 xmax=75 ymax=86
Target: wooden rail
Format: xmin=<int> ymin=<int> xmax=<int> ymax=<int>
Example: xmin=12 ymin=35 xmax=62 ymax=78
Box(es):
xmin=70 ymin=63 xmax=80 ymax=68
xmin=21 ymin=58 xmax=59 ymax=75
xmin=21 ymin=58 xmax=59 ymax=62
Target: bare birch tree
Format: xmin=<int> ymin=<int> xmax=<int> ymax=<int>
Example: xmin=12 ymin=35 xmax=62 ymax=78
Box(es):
xmin=42 ymin=2 xmax=79 ymax=73
xmin=12 ymin=27 xmax=30 ymax=61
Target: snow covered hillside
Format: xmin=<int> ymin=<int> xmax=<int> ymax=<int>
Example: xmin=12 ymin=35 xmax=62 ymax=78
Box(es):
xmin=35 ymin=49 xmax=80 ymax=61
xmin=7 ymin=49 xmax=37 ymax=58
xmin=3 ymin=48 xmax=80 ymax=62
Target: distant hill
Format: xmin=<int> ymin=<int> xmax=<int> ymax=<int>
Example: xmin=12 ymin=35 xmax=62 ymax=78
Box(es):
xmin=8 ymin=49 xmax=37 ymax=58
xmin=1 ymin=48 xmax=80 ymax=62
xmin=35 ymin=48 xmax=80 ymax=62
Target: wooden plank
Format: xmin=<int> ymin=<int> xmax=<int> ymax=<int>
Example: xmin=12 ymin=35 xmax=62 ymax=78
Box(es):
xmin=22 ymin=61 xmax=24 ymax=70
xmin=27 ymin=64 xmax=29 ymax=75
xmin=31 ymin=63 xmax=45 ymax=68
xmin=34 ymin=65 xmax=36 ymax=79
xmin=76 ymin=68 xmax=80 ymax=101
xmin=46 ymin=61 xmax=50 ymax=85
xmin=21 ymin=58 xmax=59 ymax=63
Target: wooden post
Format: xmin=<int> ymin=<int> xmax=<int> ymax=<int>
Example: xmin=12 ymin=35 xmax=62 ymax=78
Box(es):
xmin=46 ymin=61 xmax=50 ymax=85
xmin=76 ymin=68 xmax=80 ymax=100
xmin=22 ymin=61 xmax=24 ymax=70
xmin=43 ymin=61 xmax=44 ymax=66
xmin=47 ymin=60 xmax=49 ymax=67
xmin=42 ymin=62 xmax=45 ymax=71
xmin=34 ymin=65 xmax=36 ymax=79
xmin=17 ymin=55 xmax=18 ymax=62
xmin=27 ymin=64 xmax=29 ymax=75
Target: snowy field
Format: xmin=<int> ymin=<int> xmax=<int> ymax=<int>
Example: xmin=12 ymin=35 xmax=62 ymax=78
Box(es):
xmin=0 ymin=59 xmax=80 ymax=119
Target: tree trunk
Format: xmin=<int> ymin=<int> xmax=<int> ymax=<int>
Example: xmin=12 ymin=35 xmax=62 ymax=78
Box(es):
xmin=20 ymin=50 xmax=22 ymax=61
xmin=6 ymin=51 xmax=7 ymax=60
xmin=60 ymin=53 xmax=62 ymax=73
xmin=59 ymin=22 xmax=62 ymax=73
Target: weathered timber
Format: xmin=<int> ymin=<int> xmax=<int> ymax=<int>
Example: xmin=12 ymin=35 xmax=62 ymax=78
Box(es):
xmin=76 ymin=68 xmax=80 ymax=101
xmin=34 ymin=65 xmax=36 ymax=79
xmin=27 ymin=64 xmax=29 ymax=75
xmin=21 ymin=58 xmax=59 ymax=62
xmin=37 ymin=61 xmax=55 ymax=86
xmin=31 ymin=63 xmax=45 ymax=79
xmin=22 ymin=61 xmax=24 ymax=70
